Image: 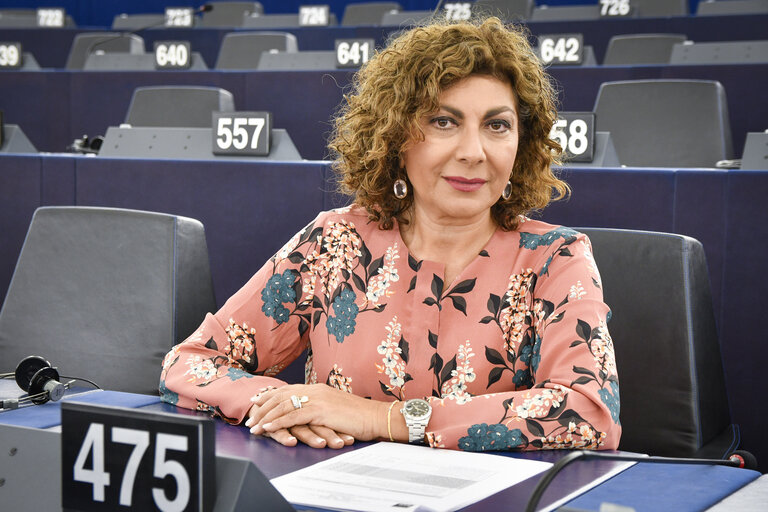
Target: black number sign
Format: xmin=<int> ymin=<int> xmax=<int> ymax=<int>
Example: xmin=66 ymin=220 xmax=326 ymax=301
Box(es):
xmin=299 ymin=5 xmax=331 ymax=26
xmin=154 ymin=41 xmax=192 ymax=69
xmin=538 ymin=34 xmax=584 ymax=66
xmin=61 ymin=401 xmax=215 ymax=512
xmin=335 ymin=39 xmax=374 ymax=68
xmin=550 ymin=112 xmax=596 ymax=163
xmin=212 ymin=111 xmax=273 ymax=156
xmin=0 ymin=43 xmax=23 ymax=69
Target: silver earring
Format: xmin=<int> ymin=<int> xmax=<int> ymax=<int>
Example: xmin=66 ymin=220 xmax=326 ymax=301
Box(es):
xmin=394 ymin=179 xmax=408 ymax=199
xmin=501 ymin=180 xmax=512 ymax=201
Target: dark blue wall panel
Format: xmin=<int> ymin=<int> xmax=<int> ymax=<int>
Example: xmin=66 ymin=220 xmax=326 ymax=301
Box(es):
xmin=73 ymin=158 xmax=328 ymax=304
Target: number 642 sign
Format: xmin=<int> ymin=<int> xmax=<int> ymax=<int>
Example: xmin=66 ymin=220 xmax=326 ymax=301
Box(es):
xmin=61 ymin=401 xmax=216 ymax=512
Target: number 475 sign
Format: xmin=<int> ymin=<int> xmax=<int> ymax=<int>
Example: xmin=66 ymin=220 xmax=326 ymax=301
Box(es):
xmin=61 ymin=402 xmax=215 ymax=512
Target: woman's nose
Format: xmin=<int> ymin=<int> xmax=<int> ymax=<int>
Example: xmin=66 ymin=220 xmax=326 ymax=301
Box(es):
xmin=454 ymin=127 xmax=486 ymax=165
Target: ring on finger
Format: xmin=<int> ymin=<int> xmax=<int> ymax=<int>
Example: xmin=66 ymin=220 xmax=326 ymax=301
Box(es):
xmin=290 ymin=394 xmax=309 ymax=410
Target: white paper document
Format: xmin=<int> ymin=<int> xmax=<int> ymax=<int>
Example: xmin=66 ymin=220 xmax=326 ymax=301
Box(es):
xmin=270 ymin=442 xmax=552 ymax=512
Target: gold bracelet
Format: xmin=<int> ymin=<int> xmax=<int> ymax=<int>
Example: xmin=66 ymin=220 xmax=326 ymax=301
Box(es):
xmin=387 ymin=401 xmax=397 ymax=442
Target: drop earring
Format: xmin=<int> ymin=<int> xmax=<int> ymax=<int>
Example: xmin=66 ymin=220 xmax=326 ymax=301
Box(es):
xmin=501 ymin=180 xmax=512 ymax=201
xmin=394 ymin=179 xmax=408 ymax=199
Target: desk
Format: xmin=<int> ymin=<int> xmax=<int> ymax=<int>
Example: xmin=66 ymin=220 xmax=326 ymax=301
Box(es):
xmin=0 ymin=384 xmax=760 ymax=511
xmin=1 ymin=155 xmax=767 ymax=474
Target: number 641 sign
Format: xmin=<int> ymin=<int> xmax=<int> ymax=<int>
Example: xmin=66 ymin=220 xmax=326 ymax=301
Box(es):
xmin=61 ymin=401 xmax=215 ymax=512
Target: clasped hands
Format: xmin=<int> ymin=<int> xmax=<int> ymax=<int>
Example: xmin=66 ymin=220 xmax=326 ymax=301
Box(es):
xmin=245 ymin=383 xmax=391 ymax=449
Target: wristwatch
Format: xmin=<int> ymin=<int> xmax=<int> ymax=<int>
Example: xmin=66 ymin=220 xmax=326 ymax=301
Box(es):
xmin=401 ymin=398 xmax=432 ymax=444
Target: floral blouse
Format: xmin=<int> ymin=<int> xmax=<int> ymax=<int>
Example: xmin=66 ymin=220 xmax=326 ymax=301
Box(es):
xmin=160 ymin=205 xmax=621 ymax=452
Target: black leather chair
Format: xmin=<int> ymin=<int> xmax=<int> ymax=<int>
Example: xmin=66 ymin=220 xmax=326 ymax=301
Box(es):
xmin=341 ymin=2 xmax=401 ymax=26
xmin=215 ymin=32 xmax=299 ymax=69
xmin=65 ymin=32 xmax=145 ymax=70
xmin=594 ymin=79 xmax=734 ymax=167
xmin=579 ymin=228 xmax=738 ymax=458
xmin=198 ymin=1 xmax=263 ymax=27
xmin=473 ymin=0 xmax=535 ymax=21
xmin=125 ymin=86 xmax=235 ymax=128
xmin=603 ymin=33 xmax=688 ymax=65
xmin=0 ymin=207 xmax=216 ymax=395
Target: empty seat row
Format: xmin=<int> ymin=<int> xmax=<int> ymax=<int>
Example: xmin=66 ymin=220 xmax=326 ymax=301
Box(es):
xmin=5 ymin=30 xmax=763 ymax=72
xmin=3 ymin=80 xmax=766 ymax=170
xmin=6 ymin=0 xmax=767 ymax=30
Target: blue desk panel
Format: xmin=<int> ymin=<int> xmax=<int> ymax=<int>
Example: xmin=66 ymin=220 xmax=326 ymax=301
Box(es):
xmin=0 ymin=390 xmax=760 ymax=512
xmin=0 ymin=155 xmax=43 ymax=317
xmin=73 ymin=157 xmax=329 ymax=304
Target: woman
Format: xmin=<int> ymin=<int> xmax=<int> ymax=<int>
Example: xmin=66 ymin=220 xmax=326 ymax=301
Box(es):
xmin=159 ymin=17 xmax=621 ymax=452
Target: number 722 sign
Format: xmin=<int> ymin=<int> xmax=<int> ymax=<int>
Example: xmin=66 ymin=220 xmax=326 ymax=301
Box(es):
xmin=61 ymin=401 xmax=216 ymax=512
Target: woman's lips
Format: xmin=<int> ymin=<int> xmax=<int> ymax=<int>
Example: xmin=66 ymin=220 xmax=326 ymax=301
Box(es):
xmin=444 ymin=176 xmax=486 ymax=192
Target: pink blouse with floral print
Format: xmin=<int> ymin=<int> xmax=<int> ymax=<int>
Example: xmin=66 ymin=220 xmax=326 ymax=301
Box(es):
xmin=160 ymin=206 xmax=621 ymax=452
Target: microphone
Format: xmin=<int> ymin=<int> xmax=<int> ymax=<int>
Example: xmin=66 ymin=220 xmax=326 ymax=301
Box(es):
xmin=432 ymin=0 xmax=446 ymax=18
xmin=524 ymin=449 xmax=759 ymax=512
xmin=87 ymin=4 xmax=213 ymax=56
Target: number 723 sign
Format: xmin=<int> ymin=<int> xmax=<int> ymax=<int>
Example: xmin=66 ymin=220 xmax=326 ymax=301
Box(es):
xmin=61 ymin=402 xmax=216 ymax=512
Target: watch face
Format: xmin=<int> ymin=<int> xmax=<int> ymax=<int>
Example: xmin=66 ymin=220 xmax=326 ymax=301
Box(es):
xmin=404 ymin=399 xmax=430 ymax=417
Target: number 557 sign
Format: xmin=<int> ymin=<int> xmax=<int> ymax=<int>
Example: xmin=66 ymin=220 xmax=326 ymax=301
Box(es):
xmin=62 ymin=402 xmax=215 ymax=512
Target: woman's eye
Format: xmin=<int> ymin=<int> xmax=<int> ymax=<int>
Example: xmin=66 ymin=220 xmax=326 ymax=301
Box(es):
xmin=431 ymin=117 xmax=455 ymax=129
xmin=488 ymin=120 xmax=511 ymax=132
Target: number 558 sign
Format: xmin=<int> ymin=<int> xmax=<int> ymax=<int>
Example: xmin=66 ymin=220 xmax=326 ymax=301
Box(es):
xmin=62 ymin=402 xmax=215 ymax=512
xmin=550 ymin=112 xmax=595 ymax=163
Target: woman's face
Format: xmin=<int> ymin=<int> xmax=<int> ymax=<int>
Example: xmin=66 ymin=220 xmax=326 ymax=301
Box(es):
xmin=402 ymin=74 xmax=519 ymax=226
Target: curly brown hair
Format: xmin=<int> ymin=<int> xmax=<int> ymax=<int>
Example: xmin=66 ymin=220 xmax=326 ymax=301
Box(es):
xmin=329 ymin=16 xmax=568 ymax=231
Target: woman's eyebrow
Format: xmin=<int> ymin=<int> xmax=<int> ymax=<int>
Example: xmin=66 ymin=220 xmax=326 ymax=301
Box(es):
xmin=437 ymin=105 xmax=517 ymax=120
xmin=485 ymin=106 xmax=517 ymax=119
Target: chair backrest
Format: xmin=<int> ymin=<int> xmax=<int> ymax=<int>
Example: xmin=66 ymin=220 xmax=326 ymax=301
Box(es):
xmin=125 ymin=86 xmax=235 ymax=128
xmin=242 ymin=12 xmax=338 ymax=28
xmin=0 ymin=207 xmax=216 ymax=395
xmin=473 ymin=0 xmax=535 ymax=20
xmin=603 ymin=33 xmax=688 ymax=65
xmin=579 ymin=228 xmax=736 ymax=458
xmin=530 ymin=4 xmax=600 ymax=21
xmin=0 ymin=9 xmax=76 ymax=27
xmin=697 ymin=0 xmax=768 ymax=16
xmin=669 ymin=40 xmax=768 ymax=65
xmin=380 ymin=10 xmax=432 ymax=26
xmin=740 ymin=131 xmax=768 ymax=170
xmin=632 ymin=0 xmax=688 ymax=16
xmin=594 ymin=79 xmax=733 ymax=167
xmin=215 ymin=32 xmax=299 ymax=69
xmin=257 ymin=50 xmax=337 ymax=70
xmin=111 ymin=13 xmax=166 ymax=30
xmin=198 ymin=1 xmax=263 ymax=27
xmin=341 ymin=2 xmax=401 ymax=26
xmin=65 ymin=32 xmax=145 ymax=70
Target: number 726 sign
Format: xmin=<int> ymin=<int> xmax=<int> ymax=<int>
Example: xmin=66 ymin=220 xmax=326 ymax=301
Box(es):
xmin=61 ymin=401 xmax=215 ymax=512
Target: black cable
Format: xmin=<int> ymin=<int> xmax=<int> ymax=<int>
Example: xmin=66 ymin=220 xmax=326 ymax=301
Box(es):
xmin=60 ymin=375 xmax=102 ymax=390
xmin=524 ymin=450 xmax=743 ymax=512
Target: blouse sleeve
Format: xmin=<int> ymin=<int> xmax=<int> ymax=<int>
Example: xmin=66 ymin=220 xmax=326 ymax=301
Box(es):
xmin=158 ymin=216 xmax=324 ymax=424
xmin=425 ymin=232 xmax=622 ymax=451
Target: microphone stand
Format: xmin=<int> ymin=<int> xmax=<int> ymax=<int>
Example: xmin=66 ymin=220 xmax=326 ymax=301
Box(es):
xmin=85 ymin=5 xmax=211 ymax=58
